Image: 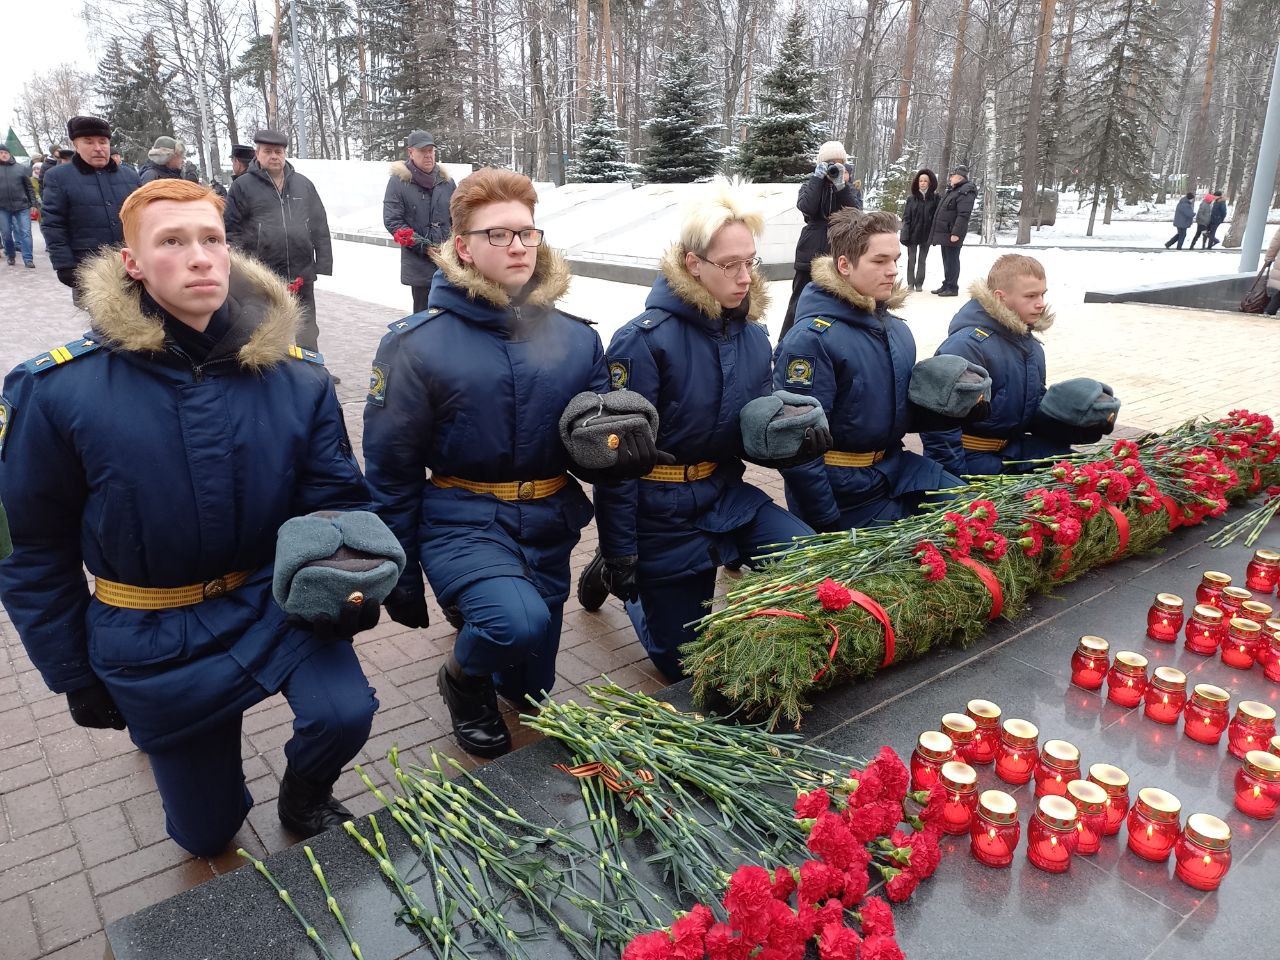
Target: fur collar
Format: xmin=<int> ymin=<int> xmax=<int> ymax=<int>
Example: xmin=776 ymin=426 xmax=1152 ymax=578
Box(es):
xmin=431 ymin=237 xmax=570 ymax=309
xmin=78 ymin=249 xmax=302 ymax=370
xmin=657 ymin=245 xmax=769 ymax=323
xmin=810 ymin=256 xmax=908 ymax=313
xmin=967 ymin=280 xmax=1055 ymax=335
xmin=389 ymin=160 xmax=452 ymax=183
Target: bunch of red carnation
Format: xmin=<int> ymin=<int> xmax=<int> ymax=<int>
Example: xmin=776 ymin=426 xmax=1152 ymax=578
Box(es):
xmin=622 ymin=748 xmax=943 ymax=960
xmin=1153 ymin=445 xmax=1238 ymax=524
xmin=392 ymin=227 xmax=421 ymax=248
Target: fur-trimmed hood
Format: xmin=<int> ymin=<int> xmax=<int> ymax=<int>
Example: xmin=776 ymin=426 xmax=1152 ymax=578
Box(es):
xmin=389 ymin=160 xmax=452 ymax=183
xmin=809 ymin=256 xmax=909 ymax=314
xmin=966 ymin=280 xmax=1054 ymax=336
xmin=430 ymin=237 xmax=570 ymax=311
xmin=77 ymin=248 xmax=303 ymax=370
xmin=655 ymin=244 xmax=769 ymax=324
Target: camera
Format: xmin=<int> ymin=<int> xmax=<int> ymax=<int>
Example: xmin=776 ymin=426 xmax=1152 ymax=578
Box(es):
xmin=819 ymin=161 xmax=850 ymax=184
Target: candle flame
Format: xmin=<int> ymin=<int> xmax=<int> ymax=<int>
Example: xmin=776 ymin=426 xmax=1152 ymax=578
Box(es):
xmin=1163 ymin=695 xmax=1169 ymax=704
xmin=1146 ymin=825 xmax=1154 ymax=839
xmin=1255 ymin=785 xmax=1263 ymax=799
xmin=1203 ymin=854 xmax=1212 ymax=866
xmin=1050 ymin=836 xmax=1058 ymax=846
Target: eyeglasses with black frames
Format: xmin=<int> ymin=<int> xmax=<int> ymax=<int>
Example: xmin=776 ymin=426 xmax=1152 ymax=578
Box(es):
xmin=462 ymin=227 xmax=546 ymax=247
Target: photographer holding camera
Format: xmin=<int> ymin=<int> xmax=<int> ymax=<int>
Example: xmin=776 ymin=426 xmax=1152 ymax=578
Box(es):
xmin=781 ymin=141 xmax=861 ymax=338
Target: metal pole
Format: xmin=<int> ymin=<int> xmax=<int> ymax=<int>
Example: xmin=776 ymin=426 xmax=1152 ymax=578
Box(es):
xmin=289 ymin=0 xmax=308 ymax=158
xmin=1239 ymin=41 xmax=1280 ymax=273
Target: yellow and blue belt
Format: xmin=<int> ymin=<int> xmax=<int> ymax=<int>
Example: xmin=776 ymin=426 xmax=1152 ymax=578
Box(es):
xmin=94 ymin=571 xmax=251 ymax=610
xmin=961 ymin=434 xmax=1009 ymax=453
xmin=431 ymin=474 xmax=568 ymax=501
xmin=642 ymin=461 xmax=718 ymax=482
xmin=823 ymin=450 xmax=886 ymax=468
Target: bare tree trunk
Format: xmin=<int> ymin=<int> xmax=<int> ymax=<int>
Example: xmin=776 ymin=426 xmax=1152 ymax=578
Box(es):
xmin=576 ymin=0 xmax=590 ymax=120
xmin=939 ymin=0 xmax=972 ymax=176
xmin=981 ymin=83 xmax=999 ymax=244
xmin=1016 ymin=0 xmax=1057 ymax=244
xmin=1223 ymin=116 xmax=1263 ymax=247
xmin=529 ymin=10 xmax=551 ymax=181
xmin=1187 ymin=0 xmax=1223 ymax=191
xmin=601 ymin=0 xmax=615 ymax=115
xmin=740 ymin=4 xmax=758 ymax=142
xmin=270 ymin=0 xmax=282 ymax=128
xmin=889 ymin=0 xmax=923 ymax=162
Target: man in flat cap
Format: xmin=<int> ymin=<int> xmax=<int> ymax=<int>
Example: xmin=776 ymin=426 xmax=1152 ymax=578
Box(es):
xmin=40 ymin=116 xmax=140 ymax=303
xmin=384 ymin=130 xmax=455 ymax=313
xmin=224 ymin=129 xmax=334 ymax=363
xmin=929 ymin=164 xmax=978 ymax=297
xmin=230 ymin=144 xmax=255 ymax=181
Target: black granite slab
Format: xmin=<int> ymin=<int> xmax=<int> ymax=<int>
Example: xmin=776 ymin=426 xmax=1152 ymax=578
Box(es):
xmin=107 ymin=523 xmax=1280 ymax=960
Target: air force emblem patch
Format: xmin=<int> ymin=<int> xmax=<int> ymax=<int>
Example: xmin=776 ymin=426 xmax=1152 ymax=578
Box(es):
xmin=367 ymin=362 xmax=389 ymax=406
xmin=784 ymin=356 xmax=815 ymax=387
xmin=0 ymin=396 xmax=11 ymax=458
xmin=608 ymin=359 xmax=631 ymax=391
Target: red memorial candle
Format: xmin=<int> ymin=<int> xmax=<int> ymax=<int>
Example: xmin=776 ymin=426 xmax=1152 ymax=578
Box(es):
xmin=1244 ymin=548 xmax=1280 ymax=594
xmin=1126 ymin=787 xmax=1182 ymax=862
xmin=995 ymin=719 xmax=1039 ymax=786
xmin=1066 ymin=779 xmax=1108 ymax=856
xmin=940 ymin=713 xmax=977 ymax=756
xmin=1221 ymin=617 xmax=1262 ymax=670
xmin=1070 ymin=635 xmax=1110 ymax=690
xmin=1088 ymin=763 xmax=1131 ymax=836
xmin=1271 ymin=735 xmax=1280 ymax=759
xmin=1184 ymin=604 xmax=1225 ymax=656
xmin=1241 ymin=599 xmax=1274 ymax=627
xmin=1258 ymin=631 xmax=1280 ymax=683
xmin=939 ymin=760 xmax=979 ymax=836
xmin=970 ymin=789 xmax=1020 ymax=868
xmin=1174 ymin=813 xmax=1232 ymax=891
xmin=910 ymin=730 xmax=955 ymax=792
xmin=1234 ymin=751 xmax=1280 ymax=820
xmin=964 ymin=699 xmax=1002 ymax=765
xmin=1219 ymin=586 xmax=1253 ymax=621
xmin=1034 ymin=739 xmax=1081 ymax=798
xmin=1143 ymin=666 xmax=1188 ymax=724
xmin=1146 ymin=593 xmax=1185 ymax=643
xmin=1027 ymin=795 xmax=1080 ymax=873
xmin=1195 ymin=570 xmax=1232 ymax=607
xmin=1106 ymin=651 xmax=1149 ymax=708
xmin=1183 ymin=683 xmax=1231 ymax=745
xmin=1227 ymin=701 xmax=1277 ymax=760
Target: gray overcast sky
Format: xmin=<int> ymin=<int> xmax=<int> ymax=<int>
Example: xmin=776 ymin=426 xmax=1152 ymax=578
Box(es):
xmin=1 ymin=0 xmax=95 ymax=139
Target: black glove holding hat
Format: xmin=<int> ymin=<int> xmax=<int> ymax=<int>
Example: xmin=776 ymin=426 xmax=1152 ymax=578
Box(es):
xmin=560 ymin=390 xmax=674 ymax=482
xmin=385 ymin=586 xmax=431 ymax=629
xmin=67 ymin=680 xmax=126 ymax=730
xmin=908 ymin=355 xmax=993 ymax=431
xmin=1031 ymin=379 xmax=1122 ymax=446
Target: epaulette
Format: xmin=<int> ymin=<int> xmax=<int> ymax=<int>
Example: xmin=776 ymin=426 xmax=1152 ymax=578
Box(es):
xmin=23 ymin=336 xmax=100 ymax=375
xmin=808 ymin=317 xmax=833 ymax=334
xmin=387 ymin=307 xmax=442 ymax=334
xmin=634 ymin=309 xmax=671 ymax=331
xmin=287 ymin=345 xmax=325 ymax=365
xmin=559 ymin=309 xmax=595 ymax=326
xmin=969 ymin=327 xmax=992 ymax=341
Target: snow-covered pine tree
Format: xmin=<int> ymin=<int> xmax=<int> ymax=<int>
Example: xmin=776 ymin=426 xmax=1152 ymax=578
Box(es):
xmin=95 ymin=34 xmax=174 ymax=163
xmin=568 ymin=91 xmax=635 ymax=183
xmin=641 ymin=39 xmax=722 ymax=183
xmin=737 ymin=12 xmax=822 ymax=183
xmin=1069 ymin=0 xmax=1175 ymax=235
xmin=875 ymin=151 xmax=916 ymax=214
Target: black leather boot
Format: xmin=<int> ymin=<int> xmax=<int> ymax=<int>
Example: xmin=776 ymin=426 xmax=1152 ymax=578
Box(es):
xmin=576 ymin=552 xmax=610 ymax=612
xmin=437 ymin=657 xmax=511 ymax=758
xmin=278 ymin=767 xmax=353 ymax=837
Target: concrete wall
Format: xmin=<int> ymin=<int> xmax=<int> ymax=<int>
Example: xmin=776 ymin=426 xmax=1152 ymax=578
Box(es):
xmin=1083 ymin=273 xmax=1256 ymax=313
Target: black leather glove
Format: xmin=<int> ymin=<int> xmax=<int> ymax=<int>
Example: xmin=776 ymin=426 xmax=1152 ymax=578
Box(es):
xmin=602 ymin=555 xmax=640 ymax=603
xmin=577 ymin=438 xmax=677 ymax=484
xmin=56 ymin=267 xmax=77 ymax=288
xmin=67 ymin=681 xmax=126 ymax=730
xmin=812 ymin=514 xmax=846 ymax=534
xmin=293 ymin=595 xmax=381 ymax=641
xmin=385 ymin=588 xmax=431 ymax=628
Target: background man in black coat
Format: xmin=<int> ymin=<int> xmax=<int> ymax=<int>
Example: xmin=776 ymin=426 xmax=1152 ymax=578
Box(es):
xmin=780 ymin=140 xmax=860 ymax=338
xmin=899 ymin=168 xmax=938 ymax=292
xmin=383 ymin=129 xmax=456 ymax=313
xmin=224 ymin=129 xmax=333 ymax=359
xmin=930 ymin=164 xmax=978 ymax=297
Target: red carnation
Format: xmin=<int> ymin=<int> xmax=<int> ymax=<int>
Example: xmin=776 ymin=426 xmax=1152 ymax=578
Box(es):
xmin=808 ymin=812 xmax=861 ymax=870
xmin=918 ymin=784 xmax=947 ymax=829
xmin=814 ymin=896 xmax=845 ymax=929
xmin=967 ymin=499 xmax=998 ymax=525
xmin=623 ymin=931 xmax=675 ymax=960
xmin=705 ymin=923 xmax=751 ymax=960
xmin=857 ymin=897 xmax=895 ymax=938
xmin=817 ymin=578 xmax=854 ymax=611
xmin=883 ymin=867 xmax=920 ymax=903
xmin=980 ymin=532 xmax=1008 ymax=562
xmin=725 ymin=865 xmax=774 ymax=943
xmin=393 ymin=226 xmax=417 ymax=247
xmin=799 ymin=859 xmax=845 ymax=905
xmin=849 ymin=765 xmax=884 ymax=806
xmin=764 ymin=899 xmax=807 ymax=956
xmin=671 ymin=904 xmax=715 ymax=946
xmin=862 ymin=934 xmax=906 ymax=960
xmin=913 ymin=542 xmax=948 ymax=582
xmin=1052 ymin=517 xmax=1083 ymax=547
xmin=287 ymin=275 xmax=304 ymax=293
xmin=867 ymin=748 xmax=909 ymax=806
xmin=840 ymin=857 xmax=870 ymax=906
xmin=771 ymin=865 xmax=798 ymax=902
xmin=795 ymin=787 xmax=832 ymax=820
xmin=818 ymin=923 xmax=862 ymax=960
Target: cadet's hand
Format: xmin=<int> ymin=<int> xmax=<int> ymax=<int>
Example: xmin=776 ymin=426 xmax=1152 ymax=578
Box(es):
xmin=56 ymin=267 xmax=77 ymax=288
xmin=595 ymin=432 xmax=676 ymax=482
xmin=298 ymin=595 xmax=381 ymax=641
xmin=950 ymin=235 xmax=960 ymax=243
xmin=796 ymin=425 xmax=833 ymax=461
xmin=962 ymin=397 xmax=992 ymax=425
xmin=385 ymin=591 xmax=431 ymax=629
xmin=602 ymin=555 xmax=640 ymax=603
xmin=67 ymin=681 xmax=126 ymax=730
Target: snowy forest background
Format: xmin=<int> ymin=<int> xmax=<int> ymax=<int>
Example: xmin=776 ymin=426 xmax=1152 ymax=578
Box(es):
xmin=10 ymin=0 xmax=1278 ymax=246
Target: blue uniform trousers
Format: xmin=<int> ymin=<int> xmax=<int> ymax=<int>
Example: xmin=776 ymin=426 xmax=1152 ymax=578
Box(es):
xmin=454 ymin=575 xmax=564 ymax=705
xmin=145 ymin=639 xmax=377 ymax=857
xmin=625 ymin=501 xmax=813 ymax=681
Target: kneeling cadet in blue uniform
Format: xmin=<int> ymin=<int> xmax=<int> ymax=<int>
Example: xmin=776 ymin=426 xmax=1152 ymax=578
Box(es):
xmin=363 ymin=169 xmax=663 ymax=758
xmin=773 ymin=209 xmax=964 ymax=530
xmin=585 ymin=181 xmax=820 ymax=682
xmin=0 ymin=180 xmax=382 ymax=856
xmin=920 ymin=254 xmax=1062 ymax=475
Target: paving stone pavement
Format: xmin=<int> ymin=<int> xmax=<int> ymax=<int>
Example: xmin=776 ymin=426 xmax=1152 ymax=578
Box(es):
xmin=0 ymin=231 xmax=1279 ymax=958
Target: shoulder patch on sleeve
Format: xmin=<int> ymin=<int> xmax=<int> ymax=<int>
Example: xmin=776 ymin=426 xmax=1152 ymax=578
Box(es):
xmin=367 ymin=361 xmax=389 ymax=406
xmin=287 ymin=345 xmax=326 ymax=365
xmin=607 ymin=358 xmax=631 ymax=391
xmin=783 ymin=355 xmax=816 ymax=387
xmin=23 ymin=337 xmax=100 ymax=375
xmin=808 ymin=317 xmax=833 ymax=334
xmin=635 ymin=309 xmax=670 ymax=331
xmin=387 ymin=307 xmax=441 ymax=335
xmin=970 ymin=327 xmax=991 ymax=341
xmin=0 ymin=395 xmax=12 ymax=458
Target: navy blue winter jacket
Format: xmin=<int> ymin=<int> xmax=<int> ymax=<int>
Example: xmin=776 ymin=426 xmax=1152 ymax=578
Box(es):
xmin=39 ymin=155 xmax=140 ymax=270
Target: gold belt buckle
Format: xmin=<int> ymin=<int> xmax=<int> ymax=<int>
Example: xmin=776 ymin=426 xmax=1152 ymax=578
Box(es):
xmin=203 ymin=577 xmax=227 ymax=600
xmin=517 ymin=481 xmax=536 ymax=501
xmin=683 ymin=464 xmax=697 ymax=481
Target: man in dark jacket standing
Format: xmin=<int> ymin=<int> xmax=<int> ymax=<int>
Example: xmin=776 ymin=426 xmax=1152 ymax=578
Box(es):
xmin=230 ymin=144 xmax=254 ymax=181
xmin=930 ymin=164 xmax=978 ymax=297
xmin=781 ymin=140 xmax=859 ymax=338
xmin=225 ymin=129 xmax=333 ymax=357
xmin=1206 ymin=191 xmax=1228 ymax=249
xmin=383 ymin=130 xmax=455 ymax=313
xmin=1190 ymin=191 xmax=1215 ymax=249
xmin=0 ymin=145 xmax=37 ymax=267
xmin=899 ymin=168 xmax=938 ymax=291
xmin=41 ymin=116 xmax=141 ymax=303
xmin=138 ymin=136 xmax=186 ymax=184
xmin=1166 ymin=192 xmax=1195 ymax=249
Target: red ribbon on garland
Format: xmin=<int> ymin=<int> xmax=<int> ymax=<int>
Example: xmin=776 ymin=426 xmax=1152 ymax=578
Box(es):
xmin=953 ymin=555 xmax=1003 ymax=620
xmin=1161 ymin=495 xmax=1182 ymax=531
xmin=746 ymin=588 xmax=895 ymax=679
xmin=1103 ymin=504 xmax=1130 ymax=562
xmin=848 ymin=590 xmax=896 ymax=668
xmin=744 ymin=609 xmax=842 ymax=682
xmin=1249 ymin=467 xmax=1263 ymax=494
